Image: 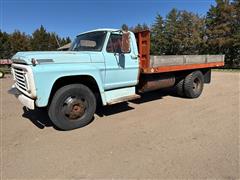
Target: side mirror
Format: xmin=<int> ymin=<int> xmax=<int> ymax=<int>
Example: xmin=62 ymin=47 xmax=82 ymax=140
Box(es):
xmin=121 ymin=32 xmax=130 ymax=53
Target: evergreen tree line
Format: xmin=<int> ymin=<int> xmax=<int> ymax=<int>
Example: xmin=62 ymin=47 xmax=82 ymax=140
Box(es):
xmin=130 ymin=0 xmax=240 ymax=68
xmin=0 ymin=0 xmax=239 ymax=68
xmin=0 ymin=25 xmax=71 ymax=59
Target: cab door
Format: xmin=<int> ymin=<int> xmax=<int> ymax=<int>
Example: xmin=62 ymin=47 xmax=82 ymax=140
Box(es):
xmin=103 ymin=32 xmax=139 ymax=90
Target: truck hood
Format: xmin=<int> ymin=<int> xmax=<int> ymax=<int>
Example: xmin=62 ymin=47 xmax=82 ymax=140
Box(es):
xmin=11 ymin=51 xmax=92 ymax=65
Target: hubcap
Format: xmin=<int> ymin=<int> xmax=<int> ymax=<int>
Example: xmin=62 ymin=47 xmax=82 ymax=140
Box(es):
xmin=62 ymin=97 xmax=87 ymax=120
xmin=193 ymin=78 xmax=201 ymax=92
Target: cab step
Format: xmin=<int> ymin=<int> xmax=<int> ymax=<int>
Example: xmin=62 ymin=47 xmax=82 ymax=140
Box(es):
xmin=107 ymin=94 xmax=140 ymax=105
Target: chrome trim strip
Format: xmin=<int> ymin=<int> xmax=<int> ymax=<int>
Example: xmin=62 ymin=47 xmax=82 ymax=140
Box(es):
xmin=11 ymin=59 xmax=27 ymax=64
xmin=36 ymin=59 xmax=54 ymax=64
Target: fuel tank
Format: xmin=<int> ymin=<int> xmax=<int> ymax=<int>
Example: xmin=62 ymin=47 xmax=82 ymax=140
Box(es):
xmin=138 ymin=74 xmax=175 ymax=93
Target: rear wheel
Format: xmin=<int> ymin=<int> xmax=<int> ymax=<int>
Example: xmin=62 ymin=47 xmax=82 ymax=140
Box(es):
xmin=175 ymin=78 xmax=185 ymax=97
xmin=184 ymin=71 xmax=204 ymax=98
xmin=48 ymin=84 xmax=96 ymax=130
xmin=0 ymin=70 xmax=5 ymax=78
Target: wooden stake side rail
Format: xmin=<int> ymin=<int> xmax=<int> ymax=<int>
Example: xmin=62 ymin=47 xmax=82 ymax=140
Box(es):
xmin=134 ymin=30 xmax=225 ymax=74
xmin=141 ymin=62 xmax=225 ymax=74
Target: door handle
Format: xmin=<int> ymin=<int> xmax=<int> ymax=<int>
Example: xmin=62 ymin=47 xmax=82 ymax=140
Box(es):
xmin=131 ymin=55 xmax=138 ymax=60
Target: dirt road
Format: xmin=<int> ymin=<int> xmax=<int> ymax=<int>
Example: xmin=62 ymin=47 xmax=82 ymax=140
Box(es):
xmin=1 ymin=72 xmax=239 ymax=179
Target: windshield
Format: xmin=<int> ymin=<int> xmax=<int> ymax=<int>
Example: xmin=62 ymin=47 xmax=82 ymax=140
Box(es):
xmin=69 ymin=31 xmax=107 ymax=51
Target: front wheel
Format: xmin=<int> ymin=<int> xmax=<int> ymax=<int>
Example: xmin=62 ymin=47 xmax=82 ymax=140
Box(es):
xmin=48 ymin=84 xmax=96 ymax=130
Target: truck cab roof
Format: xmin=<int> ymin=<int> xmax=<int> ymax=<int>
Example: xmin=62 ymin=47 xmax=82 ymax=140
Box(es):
xmin=77 ymin=28 xmax=120 ymax=36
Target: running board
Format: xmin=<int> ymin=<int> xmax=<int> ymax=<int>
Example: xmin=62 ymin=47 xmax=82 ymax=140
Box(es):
xmin=107 ymin=94 xmax=140 ymax=105
xmin=104 ymin=86 xmax=140 ymax=105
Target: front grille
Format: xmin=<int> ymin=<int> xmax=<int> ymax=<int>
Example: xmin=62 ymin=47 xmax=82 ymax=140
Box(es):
xmin=12 ymin=67 xmax=28 ymax=92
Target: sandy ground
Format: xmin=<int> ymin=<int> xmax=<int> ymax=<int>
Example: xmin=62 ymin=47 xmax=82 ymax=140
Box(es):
xmin=0 ymin=72 xmax=239 ymax=179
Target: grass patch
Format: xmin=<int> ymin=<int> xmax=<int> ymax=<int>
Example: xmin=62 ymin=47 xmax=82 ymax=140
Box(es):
xmin=212 ymin=68 xmax=240 ymax=72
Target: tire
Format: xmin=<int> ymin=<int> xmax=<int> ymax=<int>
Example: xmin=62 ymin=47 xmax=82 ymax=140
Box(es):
xmin=184 ymin=71 xmax=204 ymax=98
xmin=48 ymin=84 xmax=96 ymax=130
xmin=0 ymin=71 xmax=5 ymax=78
xmin=175 ymin=78 xmax=185 ymax=97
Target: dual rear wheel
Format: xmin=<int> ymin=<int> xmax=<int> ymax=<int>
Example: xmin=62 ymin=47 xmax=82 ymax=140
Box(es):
xmin=175 ymin=70 xmax=204 ymax=98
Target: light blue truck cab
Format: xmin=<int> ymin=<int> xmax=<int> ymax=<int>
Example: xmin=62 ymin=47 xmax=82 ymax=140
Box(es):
xmin=9 ymin=28 xmax=224 ymax=130
xmin=10 ymin=29 xmax=141 ymax=130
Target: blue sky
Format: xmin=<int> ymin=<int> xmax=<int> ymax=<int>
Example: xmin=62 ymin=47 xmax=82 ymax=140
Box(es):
xmin=1 ymin=0 xmax=215 ymax=39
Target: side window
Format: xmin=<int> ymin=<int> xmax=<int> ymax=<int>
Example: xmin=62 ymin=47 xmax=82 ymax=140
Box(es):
xmin=106 ymin=34 xmax=131 ymax=53
xmin=106 ymin=34 xmax=122 ymax=53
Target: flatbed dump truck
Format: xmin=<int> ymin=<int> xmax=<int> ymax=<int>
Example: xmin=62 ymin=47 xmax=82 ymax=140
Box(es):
xmin=9 ymin=29 xmax=224 ymax=130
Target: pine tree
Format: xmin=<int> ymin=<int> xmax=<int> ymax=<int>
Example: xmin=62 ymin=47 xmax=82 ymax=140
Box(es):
xmin=163 ymin=9 xmax=205 ymax=55
xmin=65 ymin=37 xmax=71 ymax=44
xmin=232 ymin=0 xmax=240 ymax=67
xmin=176 ymin=11 xmax=205 ymax=54
xmin=1 ymin=26 xmax=72 ymax=57
xmin=9 ymin=30 xmax=31 ymax=56
xmin=48 ymin=33 xmax=60 ymax=50
xmin=130 ymin=23 xmax=149 ymax=32
xmin=206 ymin=0 xmax=235 ymax=67
xmin=60 ymin=37 xmax=71 ymax=46
xmin=164 ymin=8 xmax=181 ymax=55
xmin=150 ymin=14 xmax=165 ymax=55
xmin=31 ymin=25 xmax=50 ymax=51
xmin=0 ymin=30 xmax=12 ymax=58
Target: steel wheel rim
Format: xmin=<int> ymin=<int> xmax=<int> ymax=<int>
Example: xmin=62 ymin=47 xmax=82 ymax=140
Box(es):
xmin=61 ymin=96 xmax=88 ymax=121
xmin=193 ymin=77 xmax=201 ymax=92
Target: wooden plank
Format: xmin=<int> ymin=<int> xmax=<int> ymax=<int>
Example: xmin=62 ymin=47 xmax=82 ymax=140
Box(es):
xmin=142 ymin=62 xmax=225 ymax=74
xmin=150 ymin=55 xmax=225 ymax=67
xmin=150 ymin=55 xmax=184 ymax=67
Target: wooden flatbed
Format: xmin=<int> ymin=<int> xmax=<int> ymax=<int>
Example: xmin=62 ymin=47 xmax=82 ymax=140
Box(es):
xmin=134 ymin=30 xmax=225 ymax=74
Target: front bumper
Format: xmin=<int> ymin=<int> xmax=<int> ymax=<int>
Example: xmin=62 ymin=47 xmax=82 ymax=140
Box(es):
xmin=8 ymin=85 xmax=35 ymax=110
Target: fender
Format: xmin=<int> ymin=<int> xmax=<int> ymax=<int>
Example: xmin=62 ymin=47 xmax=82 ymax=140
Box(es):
xmin=32 ymin=63 xmax=107 ymax=107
